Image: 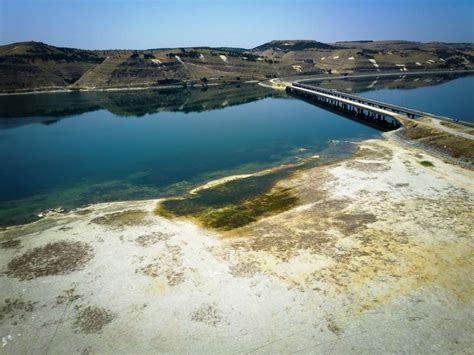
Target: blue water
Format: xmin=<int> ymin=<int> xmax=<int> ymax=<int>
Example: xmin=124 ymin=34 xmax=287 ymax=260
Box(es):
xmin=352 ymin=75 xmax=474 ymax=123
xmin=0 ymin=92 xmax=380 ymax=225
xmin=1 ymin=74 xmax=471 ymax=226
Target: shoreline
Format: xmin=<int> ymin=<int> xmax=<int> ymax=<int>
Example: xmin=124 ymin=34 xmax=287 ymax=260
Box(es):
xmin=288 ymin=68 xmax=474 ymax=83
xmin=1 ymin=69 xmax=472 ymax=97
xmin=1 ymin=118 xmax=471 ymax=233
xmin=0 ymin=142 xmax=345 ymax=231
xmin=1 ymin=132 xmax=472 ymax=353
xmin=1 ymin=114 xmax=471 ymax=232
xmin=0 ymin=80 xmax=252 ymax=97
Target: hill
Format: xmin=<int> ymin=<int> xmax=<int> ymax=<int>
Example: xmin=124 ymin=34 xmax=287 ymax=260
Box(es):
xmin=0 ymin=41 xmax=104 ymax=92
xmin=252 ymin=40 xmax=474 ymax=74
xmin=0 ymin=40 xmax=473 ymax=93
xmin=252 ymin=40 xmax=337 ymax=52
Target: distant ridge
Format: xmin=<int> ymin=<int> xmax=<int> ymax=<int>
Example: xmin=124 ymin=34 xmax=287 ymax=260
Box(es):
xmin=1 ymin=40 xmax=473 ymax=93
xmin=252 ymin=40 xmax=337 ymax=52
xmin=336 ymin=40 xmax=374 ymax=43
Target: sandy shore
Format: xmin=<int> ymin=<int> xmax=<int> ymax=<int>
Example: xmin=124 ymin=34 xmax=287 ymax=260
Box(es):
xmin=190 ymin=174 xmax=253 ymax=194
xmin=1 ymin=135 xmax=473 ymax=353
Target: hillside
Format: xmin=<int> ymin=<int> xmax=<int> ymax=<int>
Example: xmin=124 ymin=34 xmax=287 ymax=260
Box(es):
xmin=252 ymin=40 xmax=474 ymax=74
xmin=0 ymin=40 xmax=473 ymax=93
xmin=0 ymin=41 xmax=104 ymax=92
xmin=252 ymin=40 xmax=337 ymax=52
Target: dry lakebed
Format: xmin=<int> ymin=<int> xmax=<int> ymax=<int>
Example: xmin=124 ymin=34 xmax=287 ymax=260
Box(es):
xmin=0 ymin=127 xmax=473 ymax=353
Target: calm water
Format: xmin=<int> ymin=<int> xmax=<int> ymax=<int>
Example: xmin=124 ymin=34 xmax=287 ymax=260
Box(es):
xmin=315 ymin=73 xmax=474 ymax=123
xmin=1 ymin=75 xmax=471 ymax=226
xmin=0 ymin=86 xmax=380 ymax=225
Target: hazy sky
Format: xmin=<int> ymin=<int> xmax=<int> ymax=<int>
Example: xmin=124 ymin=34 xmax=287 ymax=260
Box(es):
xmin=0 ymin=0 xmax=473 ymax=49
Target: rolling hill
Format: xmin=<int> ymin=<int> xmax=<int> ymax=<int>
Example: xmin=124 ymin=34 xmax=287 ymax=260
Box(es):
xmin=0 ymin=40 xmax=472 ymax=93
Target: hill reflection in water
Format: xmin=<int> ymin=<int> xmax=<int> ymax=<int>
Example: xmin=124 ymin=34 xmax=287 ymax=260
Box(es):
xmin=0 ymin=84 xmax=284 ymax=128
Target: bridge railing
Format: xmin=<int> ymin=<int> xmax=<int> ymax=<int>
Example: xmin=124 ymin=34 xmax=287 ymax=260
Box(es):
xmin=292 ymin=82 xmax=426 ymax=118
xmin=289 ymin=81 xmax=474 ymax=128
xmin=286 ymin=85 xmax=402 ymax=131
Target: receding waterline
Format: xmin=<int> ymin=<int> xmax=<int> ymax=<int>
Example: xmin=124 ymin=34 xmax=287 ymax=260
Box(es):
xmin=0 ymin=89 xmax=381 ymax=226
xmin=1 ymin=74 xmax=469 ymax=227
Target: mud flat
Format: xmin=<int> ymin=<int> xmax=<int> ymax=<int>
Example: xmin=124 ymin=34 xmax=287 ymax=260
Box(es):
xmin=1 ymin=134 xmax=473 ymax=353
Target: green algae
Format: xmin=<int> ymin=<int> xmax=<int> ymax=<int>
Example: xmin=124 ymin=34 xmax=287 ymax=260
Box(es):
xmin=419 ymin=160 xmax=434 ymax=167
xmin=156 ymin=141 xmax=359 ymax=231
xmin=156 ymin=160 xmax=312 ymax=230
xmin=197 ymin=187 xmax=298 ymax=230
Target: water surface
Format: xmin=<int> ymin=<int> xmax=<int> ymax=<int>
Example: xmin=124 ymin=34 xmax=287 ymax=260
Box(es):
xmin=3 ymin=74 xmax=470 ymax=226
xmin=0 ymin=85 xmax=380 ymax=225
xmin=313 ymin=73 xmax=474 ymax=122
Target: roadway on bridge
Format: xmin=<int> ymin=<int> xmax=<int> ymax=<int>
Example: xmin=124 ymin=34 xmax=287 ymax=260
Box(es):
xmin=288 ymin=84 xmax=405 ymax=122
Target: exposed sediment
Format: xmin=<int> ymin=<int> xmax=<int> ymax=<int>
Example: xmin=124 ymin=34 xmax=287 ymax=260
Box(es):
xmin=0 ymin=135 xmax=472 ymax=353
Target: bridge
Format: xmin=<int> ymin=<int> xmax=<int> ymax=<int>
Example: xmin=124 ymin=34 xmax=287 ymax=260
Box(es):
xmin=286 ymin=82 xmax=473 ymax=131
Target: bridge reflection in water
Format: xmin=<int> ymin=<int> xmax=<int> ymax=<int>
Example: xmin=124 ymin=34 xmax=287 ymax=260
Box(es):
xmin=287 ymin=83 xmax=410 ymax=132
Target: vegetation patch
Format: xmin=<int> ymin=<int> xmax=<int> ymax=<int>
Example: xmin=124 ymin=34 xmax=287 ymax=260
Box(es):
xmin=0 ymin=239 xmax=22 ymax=249
xmin=424 ymin=134 xmax=474 ymax=161
xmin=91 ymin=209 xmax=149 ymax=227
xmin=137 ymin=245 xmax=185 ymax=286
xmin=190 ymin=303 xmax=225 ymax=327
xmin=228 ymin=260 xmax=261 ymax=278
xmin=135 ymin=232 xmax=170 ymax=247
xmin=398 ymin=121 xmax=440 ymax=140
xmin=333 ymin=212 xmax=377 ymax=235
xmin=398 ymin=121 xmax=474 ymax=164
xmin=229 ymin=199 xmax=379 ymax=261
xmin=440 ymin=121 xmax=463 ymax=129
xmin=56 ymin=288 xmax=82 ymax=305
xmin=6 ymin=241 xmax=94 ymax=280
xmin=419 ymin=160 xmax=434 ymax=167
xmin=0 ymin=298 xmax=37 ymax=322
xmin=155 ymin=163 xmax=305 ymax=230
xmin=140 ymin=263 xmax=185 ymax=286
xmin=326 ymin=316 xmax=342 ymax=335
xmin=156 ymin=149 xmax=355 ymax=231
xmin=73 ymin=305 xmax=115 ymax=334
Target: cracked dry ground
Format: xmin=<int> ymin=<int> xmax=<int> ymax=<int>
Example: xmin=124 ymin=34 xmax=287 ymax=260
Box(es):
xmin=0 ymin=138 xmax=473 ymax=353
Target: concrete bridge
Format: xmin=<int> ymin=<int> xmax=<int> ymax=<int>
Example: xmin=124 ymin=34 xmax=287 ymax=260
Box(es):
xmin=286 ymin=83 xmax=405 ymax=131
xmin=286 ymin=82 xmax=473 ymax=131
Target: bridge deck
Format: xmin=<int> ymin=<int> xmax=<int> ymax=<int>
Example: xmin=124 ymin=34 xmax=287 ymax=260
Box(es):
xmin=288 ymin=84 xmax=404 ymax=122
xmin=294 ymin=83 xmax=426 ymax=117
xmin=290 ymin=83 xmax=474 ymax=128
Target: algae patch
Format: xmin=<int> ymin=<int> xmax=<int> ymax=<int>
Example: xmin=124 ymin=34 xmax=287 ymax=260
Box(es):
xmin=419 ymin=160 xmax=434 ymax=167
xmin=155 ymin=166 xmax=300 ymax=230
xmin=154 ymin=146 xmax=358 ymax=231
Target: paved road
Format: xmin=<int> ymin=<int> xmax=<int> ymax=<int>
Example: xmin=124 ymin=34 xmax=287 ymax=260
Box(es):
xmin=288 ymin=84 xmax=405 ymax=122
xmin=286 ymin=69 xmax=474 ymax=84
xmin=429 ymin=118 xmax=474 ymax=140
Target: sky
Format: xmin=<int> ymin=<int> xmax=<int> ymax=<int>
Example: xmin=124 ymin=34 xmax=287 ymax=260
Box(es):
xmin=0 ymin=0 xmax=473 ymax=49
